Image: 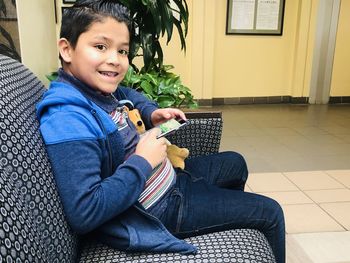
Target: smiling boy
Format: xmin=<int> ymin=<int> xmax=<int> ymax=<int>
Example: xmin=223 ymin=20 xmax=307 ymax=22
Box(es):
xmin=36 ymin=0 xmax=285 ymax=261
xmin=37 ymin=0 xmax=193 ymax=253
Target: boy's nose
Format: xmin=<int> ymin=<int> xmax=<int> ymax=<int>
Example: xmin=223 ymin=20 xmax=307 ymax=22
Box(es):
xmin=106 ymin=52 xmax=120 ymax=65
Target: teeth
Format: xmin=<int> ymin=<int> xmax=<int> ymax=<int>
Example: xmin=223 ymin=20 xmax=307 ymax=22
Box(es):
xmin=101 ymin=71 xmax=118 ymax=77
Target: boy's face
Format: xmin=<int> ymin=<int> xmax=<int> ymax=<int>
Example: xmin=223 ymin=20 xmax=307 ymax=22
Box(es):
xmin=60 ymin=17 xmax=130 ymax=94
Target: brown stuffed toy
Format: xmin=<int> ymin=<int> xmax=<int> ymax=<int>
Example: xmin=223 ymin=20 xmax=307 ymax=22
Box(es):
xmin=127 ymin=108 xmax=189 ymax=169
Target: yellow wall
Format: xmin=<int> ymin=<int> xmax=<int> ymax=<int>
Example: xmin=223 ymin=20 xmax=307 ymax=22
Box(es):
xmin=162 ymin=0 xmax=321 ymax=99
xmin=213 ymin=0 xmax=297 ymax=97
xmin=16 ymin=0 xmax=58 ymax=87
xmin=330 ymin=0 xmax=350 ymax=96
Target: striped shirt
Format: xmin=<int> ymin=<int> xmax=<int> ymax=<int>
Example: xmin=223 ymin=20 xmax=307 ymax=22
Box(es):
xmin=138 ymin=158 xmax=175 ymax=209
xmin=110 ymin=107 xmax=176 ymax=210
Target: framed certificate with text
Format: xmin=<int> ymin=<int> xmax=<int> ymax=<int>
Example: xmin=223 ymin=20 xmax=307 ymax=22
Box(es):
xmin=226 ymin=0 xmax=285 ymax=35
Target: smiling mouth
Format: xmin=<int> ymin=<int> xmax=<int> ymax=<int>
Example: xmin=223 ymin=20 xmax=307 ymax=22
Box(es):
xmin=99 ymin=71 xmax=119 ymax=77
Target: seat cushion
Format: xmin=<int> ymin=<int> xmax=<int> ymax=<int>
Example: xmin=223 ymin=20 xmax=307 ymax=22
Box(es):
xmin=79 ymin=229 xmax=275 ymax=262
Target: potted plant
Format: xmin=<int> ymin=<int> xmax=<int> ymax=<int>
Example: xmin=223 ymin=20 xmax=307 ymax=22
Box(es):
xmin=119 ymin=0 xmax=197 ymax=108
xmin=122 ymin=64 xmax=197 ymax=108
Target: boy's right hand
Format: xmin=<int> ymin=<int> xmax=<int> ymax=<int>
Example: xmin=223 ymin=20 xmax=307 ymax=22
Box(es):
xmin=135 ymin=128 xmax=167 ymax=169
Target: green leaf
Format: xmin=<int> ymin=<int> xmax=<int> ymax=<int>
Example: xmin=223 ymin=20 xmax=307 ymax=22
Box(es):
xmin=140 ymin=80 xmax=155 ymax=96
xmin=141 ymin=0 xmax=150 ymax=6
xmin=140 ymin=32 xmax=155 ymax=70
xmin=153 ymin=41 xmax=163 ymax=69
xmin=46 ymin=71 xmax=58 ymax=82
xmin=157 ymin=95 xmax=176 ymax=108
xmin=173 ymin=18 xmax=187 ymax=51
xmin=146 ymin=0 xmax=162 ymax=35
xmin=129 ymin=36 xmax=141 ymax=62
xmin=158 ymin=1 xmax=174 ymax=43
xmin=144 ymin=73 xmax=158 ymax=86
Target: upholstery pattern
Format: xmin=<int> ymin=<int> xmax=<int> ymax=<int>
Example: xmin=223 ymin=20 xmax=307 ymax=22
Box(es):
xmin=79 ymin=229 xmax=275 ymax=263
xmin=0 ymin=55 xmax=78 ymax=262
xmin=167 ymin=112 xmax=222 ymax=158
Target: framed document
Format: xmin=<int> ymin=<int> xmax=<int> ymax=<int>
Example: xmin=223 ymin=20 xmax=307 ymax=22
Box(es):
xmin=226 ymin=0 xmax=285 ymax=35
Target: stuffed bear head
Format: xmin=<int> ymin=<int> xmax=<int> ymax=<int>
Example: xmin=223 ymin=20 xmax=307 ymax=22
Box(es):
xmin=127 ymin=108 xmax=146 ymax=134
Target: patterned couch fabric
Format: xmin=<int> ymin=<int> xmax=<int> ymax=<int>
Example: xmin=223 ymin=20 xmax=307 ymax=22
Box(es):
xmin=0 ymin=55 xmax=79 ymax=262
xmin=79 ymin=229 xmax=275 ymax=263
xmin=167 ymin=111 xmax=223 ymax=158
xmin=0 ymin=55 xmax=276 ymax=263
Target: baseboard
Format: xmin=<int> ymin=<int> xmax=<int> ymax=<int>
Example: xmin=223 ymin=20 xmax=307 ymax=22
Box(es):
xmin=198 ymin=96 xmax=309 ymax=106
xmin=198 ymin=96 xmax=350 ymax=106
xmin=329 ymin=96 xmax=350 ymax=104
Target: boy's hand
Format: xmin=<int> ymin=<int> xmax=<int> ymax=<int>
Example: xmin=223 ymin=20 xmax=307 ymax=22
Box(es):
xmin=151 ymin=108 xmax=187 ymax=127
xmin=135 ymin=128 xmax=167 ymax=169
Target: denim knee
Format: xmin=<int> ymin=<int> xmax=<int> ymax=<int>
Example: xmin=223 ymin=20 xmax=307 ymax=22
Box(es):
xmin=259 ymin=195 xmax=285 ymax=262
xmin=264 ymin=196 xmax=285 ymax=228
xmin=222 ymin=151 xmax=248 ymax=180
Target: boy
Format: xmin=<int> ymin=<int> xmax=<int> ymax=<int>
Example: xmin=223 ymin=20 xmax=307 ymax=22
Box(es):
xmin=37 ymin=0 xmax=285 ymax=261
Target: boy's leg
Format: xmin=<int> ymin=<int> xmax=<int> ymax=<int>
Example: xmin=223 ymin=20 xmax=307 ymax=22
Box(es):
xmin=183 ymin=151 xmax=248 ymax=190
xmin=157 ymin=175 xmax=285 ymax=263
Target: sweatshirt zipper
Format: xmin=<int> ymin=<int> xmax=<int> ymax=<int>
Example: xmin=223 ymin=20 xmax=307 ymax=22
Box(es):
xmin=91 ymin=109 xmax=113 ymax=175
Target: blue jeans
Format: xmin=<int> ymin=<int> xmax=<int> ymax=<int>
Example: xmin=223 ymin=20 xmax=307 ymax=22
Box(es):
xmin=148 ymin=152 xmax=285 ymax=263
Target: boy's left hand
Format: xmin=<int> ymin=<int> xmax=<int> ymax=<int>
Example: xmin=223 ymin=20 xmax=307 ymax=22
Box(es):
xmin=151 ymin=108 xmax=187 ymax=127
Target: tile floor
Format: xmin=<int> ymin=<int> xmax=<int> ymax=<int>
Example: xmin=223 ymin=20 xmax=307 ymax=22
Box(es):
xmin=202 ymin=104 xmax=350 ymax=263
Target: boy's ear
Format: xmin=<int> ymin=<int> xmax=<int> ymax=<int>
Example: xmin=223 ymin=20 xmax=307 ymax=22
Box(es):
xmin=58 ymin=38 xmax=73 ymax=63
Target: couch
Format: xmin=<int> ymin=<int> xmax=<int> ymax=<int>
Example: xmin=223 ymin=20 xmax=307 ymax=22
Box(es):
xmin=0 ymin=54 xmax=276 ymax=262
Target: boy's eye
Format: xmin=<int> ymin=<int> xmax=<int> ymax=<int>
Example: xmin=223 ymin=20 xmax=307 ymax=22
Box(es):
xmin=95 ymin=44 xmax=107 ymax=51
xmin=118 ymin=49 xmax=129 ymax=56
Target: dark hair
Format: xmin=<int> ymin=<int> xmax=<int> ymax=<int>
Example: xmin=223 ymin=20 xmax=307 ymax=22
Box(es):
xmin=60 ymin=0 xmax=131 ymax=50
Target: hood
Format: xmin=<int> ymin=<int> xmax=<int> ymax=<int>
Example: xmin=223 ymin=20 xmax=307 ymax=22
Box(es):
xmin=36 ymin=81 xmax=118 ymax=145
xmin=36 ymin=81 xmax=93 ymax=119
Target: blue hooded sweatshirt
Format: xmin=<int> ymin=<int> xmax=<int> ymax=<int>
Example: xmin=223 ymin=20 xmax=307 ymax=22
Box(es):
xmin=36 ymin=70 xmax=197 ymax=254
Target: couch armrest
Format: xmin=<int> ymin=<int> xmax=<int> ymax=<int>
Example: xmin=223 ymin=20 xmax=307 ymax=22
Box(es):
xmin=166 ymin=111 xmax=222 ymax=158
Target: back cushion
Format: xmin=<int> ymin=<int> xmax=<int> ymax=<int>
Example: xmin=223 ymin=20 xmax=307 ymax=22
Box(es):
xmin=0 ymin=55 xmax=78 ymax=262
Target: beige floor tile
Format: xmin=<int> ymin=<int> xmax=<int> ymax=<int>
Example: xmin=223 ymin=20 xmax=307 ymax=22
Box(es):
xmin=233 ymin=128 xmax=268 ymax=137
xmin=259 ymin=191 xmax=313 ymax=205
xmin=305 ymin=189 xmax=350 ymax=203
xmin=320 ymin=202 xmax=350 ymax=230
xmin=338 ymin=134 xmax=350 ymax=143
xmin=247 ymin=172 xmax=299 ymax=192
xmin=283 ymin=171 xmax=345 ymax=190
xmin=287 ymin=232 xmax=350 ymax=263
xmin=292 ymin=126 xmax=329 ymax=136
xmin=287 ymin=234 xmax=314 ymax=263
xmin=325 ymin=170 xmax=350 ymax=188
xmin=261 ymin=127 xmax=301 ymax=136
xmin=320 ymin=125 xmax=350 ymax=135
xmin=282 ymin=204 xmax=345 ymax=234
xmin=303 ymin=134 xmax=345 ymax=144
